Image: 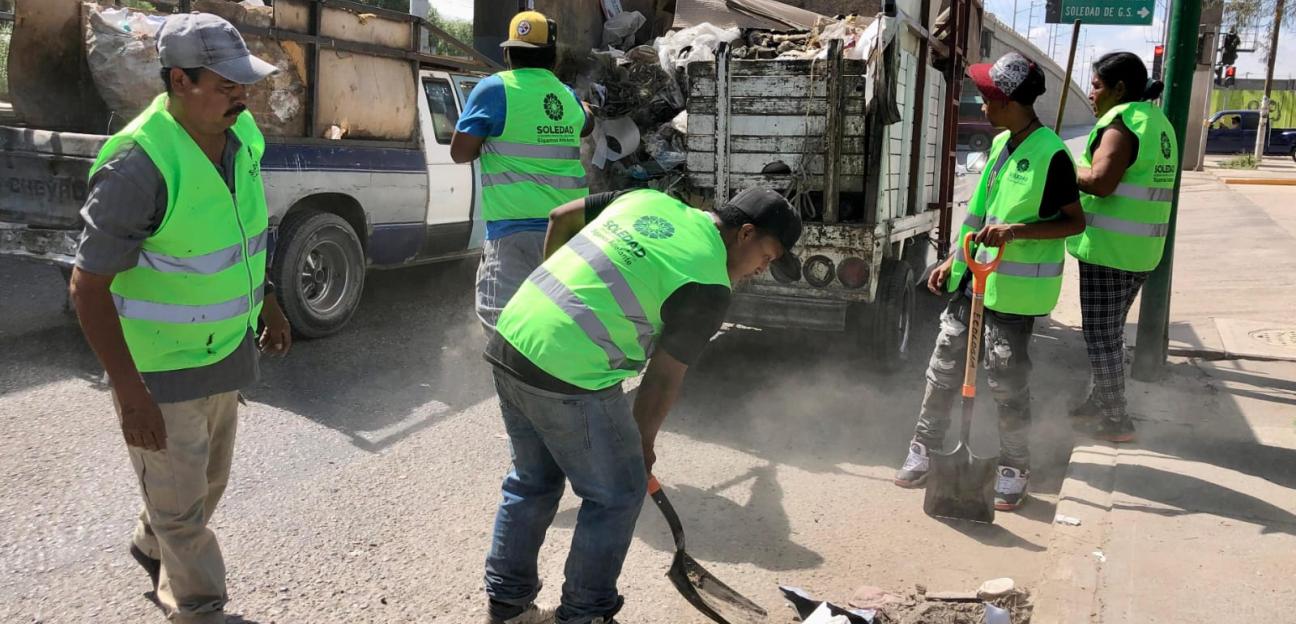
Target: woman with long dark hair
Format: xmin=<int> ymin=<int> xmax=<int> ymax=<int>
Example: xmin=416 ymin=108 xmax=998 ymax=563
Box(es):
xmin=1069 ymin=52 xmax=1177 ymax=442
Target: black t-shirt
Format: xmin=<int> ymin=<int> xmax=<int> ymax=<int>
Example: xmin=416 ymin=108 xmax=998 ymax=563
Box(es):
xmin=484 ymin=191 xmax=733 ymax=394
xmin=987 ymin=134 xmax=1081 ymax=220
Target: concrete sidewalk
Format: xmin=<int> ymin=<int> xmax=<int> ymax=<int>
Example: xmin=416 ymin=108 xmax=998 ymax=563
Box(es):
xmin=1035 ymin=162 xmax=1296 ymax=621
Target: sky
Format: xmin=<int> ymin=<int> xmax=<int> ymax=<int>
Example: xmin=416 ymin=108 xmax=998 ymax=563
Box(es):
xmin=434 ymin=0 xmax=473 ymax=21
xmin=977 ymin=1 xmax=1292 ymax=86
xmin=433 ymin=0 xmax=1296 ymax=84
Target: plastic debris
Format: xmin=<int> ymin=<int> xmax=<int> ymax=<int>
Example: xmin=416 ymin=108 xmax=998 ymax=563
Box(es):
xmin=984 ymin=602 xmax=1012 ymax=624
xmin=602 ymin=11 xmax=646 ymax=50
xmin=1092 ymin=550 xmax=1107 ymax=563
xmin=1054 ymin=514 xmax=1083 ymax=526
xmin=779 ymin=586 xmax=877 ymax=623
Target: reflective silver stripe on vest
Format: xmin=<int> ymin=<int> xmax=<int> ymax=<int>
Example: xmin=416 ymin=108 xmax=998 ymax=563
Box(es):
xmin=528 ymin=267 xmax=644 ymax=372
xmin=1113 ymin=182 xmax=1174 ymax=203
xmin=963 ymin=214 xmax=986 ymax=229
xmin=994 ymin=261 xmax=1065 ymax=278
xmin=138 ymin=230 xmax=269 ymax=275
xmin=1085 ymin=213 xmax=1169 ymax=238
xmin=483 ymin=141 xmax=582 ymax=160
xmin=114 ymin=282 xmax=265 ymax=324
xmin=482 ymin=171 xmax=588 ymax=190
xmin=246 ymin=230 xmax=269 ymax=257
xmin=567 ymin=233 xmax=655 ymax=357
xmin=953 ymin=247 xmax=996 ymax=263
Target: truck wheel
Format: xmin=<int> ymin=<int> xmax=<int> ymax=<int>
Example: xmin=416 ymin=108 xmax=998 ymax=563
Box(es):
xmin=968 ymin=133 xmax=991 ymax=152
xmin=273 ymin=209 xmax=366 ymax=338
xmin=1290 ymin=146 xmax=1296 ymax=164
xmin=853 ymin=259 xmax=916 ymax=372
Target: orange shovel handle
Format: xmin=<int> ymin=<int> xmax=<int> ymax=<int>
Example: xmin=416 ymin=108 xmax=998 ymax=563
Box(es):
xmin=962 ymin=231 xmax=1005 ymax=295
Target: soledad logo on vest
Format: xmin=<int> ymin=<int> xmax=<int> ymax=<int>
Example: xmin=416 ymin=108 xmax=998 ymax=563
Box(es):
xmin=633 ymin=216 xmax=675 ymax=240
xmin=598 ymin=219 xmax=650 ymax=266
xmin=544 ymin=93 xmax=564 ymax=121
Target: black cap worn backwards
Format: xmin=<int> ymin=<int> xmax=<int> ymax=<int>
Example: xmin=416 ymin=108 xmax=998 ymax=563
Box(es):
xmin=723 ymin=187 xmax=803 ymax=275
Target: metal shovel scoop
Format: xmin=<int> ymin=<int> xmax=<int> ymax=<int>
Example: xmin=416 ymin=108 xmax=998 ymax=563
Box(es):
xmin=923 ymin=233 xmax=1006 ymax=525
xmin=647 ymin=476 xmax=768 ymax=623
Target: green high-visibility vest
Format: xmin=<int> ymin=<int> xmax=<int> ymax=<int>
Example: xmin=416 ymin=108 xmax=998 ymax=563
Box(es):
xmin=949 ymin=127 xmax=1070 ymax=316
xmin=90 ymin=93 xmax=269 ymax=373
xmin=480 ymin=69 xmax=588 ymax=222
xmin=1068 ymin=101 xmax=1177 ymax=272
xmin=497 ymin=189 xmax=731 ymax=391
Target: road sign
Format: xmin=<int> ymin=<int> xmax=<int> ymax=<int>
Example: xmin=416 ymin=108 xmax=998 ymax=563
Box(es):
xmin=1045 ymin=0 xmax=1155 ymax=25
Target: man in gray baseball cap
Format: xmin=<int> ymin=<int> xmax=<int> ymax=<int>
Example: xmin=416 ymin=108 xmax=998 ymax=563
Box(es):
xmin=70 ymin=12 xmax=289 ymax=624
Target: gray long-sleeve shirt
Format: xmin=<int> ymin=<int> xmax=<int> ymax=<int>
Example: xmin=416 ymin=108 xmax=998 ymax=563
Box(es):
xmin=76 ymin=133 xmax=262 ymax=404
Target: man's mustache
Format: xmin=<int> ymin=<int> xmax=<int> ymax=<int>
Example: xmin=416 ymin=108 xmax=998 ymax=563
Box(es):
xmin=225 ymin=103 xmax=248 ymax=117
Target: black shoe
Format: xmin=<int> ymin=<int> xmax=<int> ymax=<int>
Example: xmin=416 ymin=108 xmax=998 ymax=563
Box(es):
xmin=1091 ymin=418 xmax=1137 ymax=443
xmin=1069 ymin=398 xmax=1101 ymax=420
xmin=129 ymin=544 xmax=161 ymax=591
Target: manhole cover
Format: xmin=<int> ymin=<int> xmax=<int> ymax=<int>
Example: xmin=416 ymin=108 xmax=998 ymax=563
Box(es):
xmin=1248 ymin=329 xmax=1296 ymax=348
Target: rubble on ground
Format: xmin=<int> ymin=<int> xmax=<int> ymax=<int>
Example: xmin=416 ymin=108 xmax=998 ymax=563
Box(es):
xmin=781 ymin=580 xmax=1034 ymax=624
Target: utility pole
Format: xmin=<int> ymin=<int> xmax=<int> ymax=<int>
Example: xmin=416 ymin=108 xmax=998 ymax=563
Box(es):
xmin=1013 ymin=0 xmax=1019 ymax=32
xmin=1132 ymin=0 xmax=1203 ymax=380
xmin=1255 ymin=0 xmax=1286 ymax=160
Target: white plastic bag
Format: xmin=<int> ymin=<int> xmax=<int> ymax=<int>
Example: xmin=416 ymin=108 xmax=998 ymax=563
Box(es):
xmin=654 ymin=22 xmax=741 ymax=72
xmin=603 ymin=10 xmax=645 ymax=49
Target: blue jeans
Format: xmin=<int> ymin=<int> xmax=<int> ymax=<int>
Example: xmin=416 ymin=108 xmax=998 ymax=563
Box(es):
xmin=485 ymin=369 xmax=647 ymax=624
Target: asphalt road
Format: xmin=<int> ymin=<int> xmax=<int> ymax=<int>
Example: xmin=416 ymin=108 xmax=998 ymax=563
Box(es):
xmin=0 ymin=167 xmax=1091 ymax=622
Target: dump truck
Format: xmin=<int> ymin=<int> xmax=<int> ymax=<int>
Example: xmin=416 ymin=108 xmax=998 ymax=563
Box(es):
xmin=0 ymin=0 xmax=494 ymax=337
xmin=681 ymin=0 xmax=981 ymax=369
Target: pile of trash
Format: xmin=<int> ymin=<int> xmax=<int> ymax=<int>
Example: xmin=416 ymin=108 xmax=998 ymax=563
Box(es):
xmin=579 ymin=14 xmax=884 ymax=193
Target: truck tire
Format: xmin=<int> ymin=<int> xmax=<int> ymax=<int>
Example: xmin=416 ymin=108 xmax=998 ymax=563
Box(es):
xmin=1290 ymin=146 xmax=1296 ymax=164
xmin=853 ymin=259 xmax=916 ymax=372
xmin=968 ymin=132 xmax=992 ymax=152
xmin=272 ymin=209 xmax=366 ymax=338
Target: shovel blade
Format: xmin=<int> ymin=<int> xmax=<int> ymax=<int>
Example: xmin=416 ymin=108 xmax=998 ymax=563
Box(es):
xmin=667 ymin=551 xmax=768 ymax=624
xmin=923 ymin=442 xmax=998 ymax=524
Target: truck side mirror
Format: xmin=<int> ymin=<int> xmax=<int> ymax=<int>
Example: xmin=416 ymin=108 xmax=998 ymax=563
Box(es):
xmin=965 ymin=151 xmax=989 ymax=174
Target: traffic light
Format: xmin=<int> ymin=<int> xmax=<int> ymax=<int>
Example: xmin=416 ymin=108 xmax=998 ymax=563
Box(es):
xmin=1221 ymin=29 xmax=1241 ymax=66
xmin=1152 ymin=45 xmax=1164 ymax=81
xmin=1225 ymin=65 xmax=1237 ymax=87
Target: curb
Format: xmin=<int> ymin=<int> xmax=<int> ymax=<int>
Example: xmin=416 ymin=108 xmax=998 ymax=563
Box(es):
xmin=1220 ymin=177 xmax=1296 ymax=186
xmin=1031 ymin=443 xmax=1120 ymax=624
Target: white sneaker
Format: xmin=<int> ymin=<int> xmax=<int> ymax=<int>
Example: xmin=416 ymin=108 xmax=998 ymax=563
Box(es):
xmin=994 ymin=466 xmax=1029 ymax=511
xmin=894 ymin=440 xmax=930 ymax=488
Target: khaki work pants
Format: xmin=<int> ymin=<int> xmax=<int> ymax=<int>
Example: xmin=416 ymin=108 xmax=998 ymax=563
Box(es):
xmin=117 ymin=391 xmax=239 ymax=624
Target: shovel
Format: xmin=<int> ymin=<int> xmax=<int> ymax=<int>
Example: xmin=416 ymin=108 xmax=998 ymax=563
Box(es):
xmin=923 ymin=233 xmax=1006 ymax=524
xmin=647 ymin=476 xmax=768 ymax=623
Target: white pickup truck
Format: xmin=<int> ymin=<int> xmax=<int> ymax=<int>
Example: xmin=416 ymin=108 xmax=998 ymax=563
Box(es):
xmin=0 ymin=0 xmax=492 ymax=337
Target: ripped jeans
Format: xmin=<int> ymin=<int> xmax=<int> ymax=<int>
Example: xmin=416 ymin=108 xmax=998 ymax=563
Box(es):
xmin=912 ymin=292 xmax=1036 ymax=470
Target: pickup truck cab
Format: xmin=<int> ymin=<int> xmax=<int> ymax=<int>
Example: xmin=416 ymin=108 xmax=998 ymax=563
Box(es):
xmin=0 ymin=67 xmax=484 ymax=337
xmin=1205 ymin=109 xmax=1296 ymax=160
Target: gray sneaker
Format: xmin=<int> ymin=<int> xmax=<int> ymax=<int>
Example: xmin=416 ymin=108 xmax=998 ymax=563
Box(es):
xmin=487 ymin=604 xmax=556 ymax=624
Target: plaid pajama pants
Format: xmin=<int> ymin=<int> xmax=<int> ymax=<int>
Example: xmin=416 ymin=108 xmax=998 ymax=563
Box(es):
xmin=1079 ymin=261 xmax=1149 ymax=423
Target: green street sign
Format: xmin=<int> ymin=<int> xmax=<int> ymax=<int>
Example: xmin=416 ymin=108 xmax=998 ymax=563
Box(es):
xmin=1045 ymin=0 xmax=1155 ymax=25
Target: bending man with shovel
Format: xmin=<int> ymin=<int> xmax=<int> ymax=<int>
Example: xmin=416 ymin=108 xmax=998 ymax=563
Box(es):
xmin=481 ymin=188 xmax=800 ymax=623
xmin=893 ymin=53 xmax=1085 ymax=512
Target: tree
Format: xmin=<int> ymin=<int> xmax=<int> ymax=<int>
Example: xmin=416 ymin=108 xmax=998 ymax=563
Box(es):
xmin=427 ymin=5 xmax=472 ymax=57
